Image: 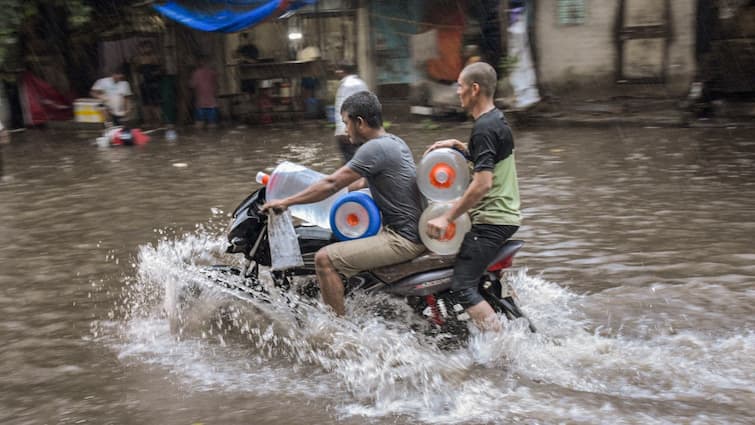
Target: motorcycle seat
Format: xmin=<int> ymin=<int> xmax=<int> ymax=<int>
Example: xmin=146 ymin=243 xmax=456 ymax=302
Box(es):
xmin=487 ymin=240 xmax=524 ymax=270
xmin=371 ymin=251 xmax=457 ymax=284
xmin=371 ymin=239 xmax=524 ymax=285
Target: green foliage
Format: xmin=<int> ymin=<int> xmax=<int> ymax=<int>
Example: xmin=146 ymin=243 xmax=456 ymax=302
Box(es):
xmin=0 ymin=0 xmax=93 ymax=69
xmin=67 ymin=0 xmax=93 ymax=29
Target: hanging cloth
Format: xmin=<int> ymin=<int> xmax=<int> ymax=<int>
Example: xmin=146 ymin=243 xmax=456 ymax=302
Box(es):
xmin=153 ymin=0 xmax=317 ymax=33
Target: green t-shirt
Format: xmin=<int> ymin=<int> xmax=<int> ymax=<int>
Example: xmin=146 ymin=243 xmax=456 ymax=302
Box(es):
xmin=468 ymin=109 xmax=521 ymax=226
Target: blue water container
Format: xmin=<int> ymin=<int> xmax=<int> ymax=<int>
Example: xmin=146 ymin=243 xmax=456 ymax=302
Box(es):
xmin=329 ymin=191 xmax=381 ymax=241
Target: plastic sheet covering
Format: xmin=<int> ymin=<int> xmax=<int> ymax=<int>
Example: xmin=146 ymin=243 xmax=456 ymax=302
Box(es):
xmin=268 ymin=210 xmax=304 ymax=271
xmin=153 ymin=0 xmax=317 ymax=33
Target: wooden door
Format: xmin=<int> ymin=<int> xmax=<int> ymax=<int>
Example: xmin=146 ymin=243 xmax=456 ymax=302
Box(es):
xmin=616 ymin=0 xmax=671 ymax=83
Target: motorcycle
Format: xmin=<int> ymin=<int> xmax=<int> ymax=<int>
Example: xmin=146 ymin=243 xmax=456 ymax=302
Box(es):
xmin=178 ymin=186 xmax=535 ymax=341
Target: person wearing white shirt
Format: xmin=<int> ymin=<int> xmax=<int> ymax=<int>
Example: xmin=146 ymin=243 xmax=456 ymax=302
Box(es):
xmin=333 ymin=63 xmax=368 ymax=163
xmin=90 ymin=68 xmax=133 ymax=126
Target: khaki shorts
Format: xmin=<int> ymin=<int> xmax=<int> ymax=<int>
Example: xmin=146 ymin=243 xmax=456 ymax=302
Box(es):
xmin=326 ymin=227 xmax=426 ymax=278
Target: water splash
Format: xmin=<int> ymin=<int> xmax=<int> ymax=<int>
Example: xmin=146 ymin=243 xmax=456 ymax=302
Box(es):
xmin=98 ymin=227 xmax=754 ymax=424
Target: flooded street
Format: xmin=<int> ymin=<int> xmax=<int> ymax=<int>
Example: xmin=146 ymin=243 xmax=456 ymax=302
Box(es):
xmin=0 ymin=121 xmax=753 ymax=424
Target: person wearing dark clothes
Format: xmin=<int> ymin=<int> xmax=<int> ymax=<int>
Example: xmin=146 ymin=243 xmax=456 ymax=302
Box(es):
xmin=237 ymin=32 xmax=260 ymax=96
xmin=131 ymin=41 xmax=162 ymax=125
xmin=425 ymin=62 xmax=521 ymax=332
xmin=237 ymin=32 xmax=260 ymax=64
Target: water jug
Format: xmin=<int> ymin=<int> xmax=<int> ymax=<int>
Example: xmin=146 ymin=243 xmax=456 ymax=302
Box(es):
xmin=165 ymin=129 xmax=177 ymax=142
xmin=256 ymin=161 xmax=347 ymax=229
xmin=418 ymin=202 xmax=471 ymax=255
xmin=329 ymin=190 xmax=381 ymax=241
xmin=118 ymin=128 xmax=134 ymax=146
xmin=95 ymin=136 xmax=109 ymax=148
xmin=416 ymin=148 xmax=469 ymax=202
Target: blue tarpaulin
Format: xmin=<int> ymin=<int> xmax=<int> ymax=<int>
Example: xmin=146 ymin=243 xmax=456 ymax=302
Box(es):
xmin=153 ymin=0 xmax=317 ymax=33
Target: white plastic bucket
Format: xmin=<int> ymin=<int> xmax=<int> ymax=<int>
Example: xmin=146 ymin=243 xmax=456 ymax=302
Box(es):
xmin=74 ymin=98 xmax=106 ymax=123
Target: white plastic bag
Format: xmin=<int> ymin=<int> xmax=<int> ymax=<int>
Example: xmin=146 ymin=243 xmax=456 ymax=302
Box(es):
xmin=268 ymin=210 xmax=304 ymax=271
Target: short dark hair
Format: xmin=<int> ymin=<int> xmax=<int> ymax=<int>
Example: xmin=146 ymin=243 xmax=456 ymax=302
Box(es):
xmin=460 ymin=61 xmax=497 ymax=98
xmin=341 ymin=91 xmax=382 ymax=129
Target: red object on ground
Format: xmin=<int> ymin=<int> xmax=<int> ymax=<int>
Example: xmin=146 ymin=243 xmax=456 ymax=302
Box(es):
xmin=110 ymin=128 xmax=151 ymax=146
xmin=20 ymin=71 xmax=73 ymax=126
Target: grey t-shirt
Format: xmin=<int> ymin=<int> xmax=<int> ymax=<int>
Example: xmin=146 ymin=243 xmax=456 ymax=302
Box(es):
xmin=347 ymin=134 xmax=423 ymax=243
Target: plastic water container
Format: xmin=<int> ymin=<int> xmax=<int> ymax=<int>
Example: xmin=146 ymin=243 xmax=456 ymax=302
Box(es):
xmin=73 ymin=98 xmax=106 ymax=123
xmin=95 ymin=136 xmax=109 ymax=148
xmin=257 ymin=161 xmax=347 ymax=229
xmin=416 ymin=148 xmax=470 ymax=202
xmin=418 ymin=202 xmax=471 ymax=255
xmin=118 ymin=128 xmax=134 ymax=146
xmin=325 ymin=105 xmax=336 ymax=123
xmin=329 ymin=190 xmax=381 ymax=241
xmin=165 ymin=129 xmax=177 ymax=142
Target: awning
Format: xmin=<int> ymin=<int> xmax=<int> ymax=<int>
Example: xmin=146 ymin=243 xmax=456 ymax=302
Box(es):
xmin=153 ymin=0 xmax=317 ymax=33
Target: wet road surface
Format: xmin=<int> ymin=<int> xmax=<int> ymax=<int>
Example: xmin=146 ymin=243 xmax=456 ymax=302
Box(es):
xmin=0 ymin=121 xmax=753 ymax=424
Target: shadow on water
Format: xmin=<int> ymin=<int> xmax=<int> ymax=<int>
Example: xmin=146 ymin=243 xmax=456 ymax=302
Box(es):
xmin=0 ymin=123 xmax=753 ymax=424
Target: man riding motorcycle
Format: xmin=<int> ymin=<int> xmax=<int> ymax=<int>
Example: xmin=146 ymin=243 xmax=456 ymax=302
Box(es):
xmin=262 ymin=91 xmax=426 ymax=316
xmin=425 ymin=62 xmax=522 ymax=332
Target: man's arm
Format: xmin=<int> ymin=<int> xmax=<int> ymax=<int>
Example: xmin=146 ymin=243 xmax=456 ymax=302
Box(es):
xmin=90 ymin=79 xmax=106 ymax=101
xmin=262 ymin=165 xmax=362 ymax=213
xmin=124 ymin=83 xmax=134 ymax=115
xmin=347 ymin=177 xmax=367 ymax=191
xmin=91 ymin=85 xmax=105 ymax=101
xmin=425 ymin=170 xmax=492 ymax=239
xmin=424 ymin=138 xmax=468 ymax=156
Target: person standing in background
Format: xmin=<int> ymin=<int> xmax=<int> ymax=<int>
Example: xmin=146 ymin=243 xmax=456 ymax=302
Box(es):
xmin=236 ymin=32 xmax=260 ymax=64
xmin=333 ymin=63 xmax=368 ymax=163
xmin=90 ymin=66 xmax=133 ymax=126
xmin=189 ymin=56 xmax=219 ymax=129
xmin=130 ymin=40 xmax=163 ymax=126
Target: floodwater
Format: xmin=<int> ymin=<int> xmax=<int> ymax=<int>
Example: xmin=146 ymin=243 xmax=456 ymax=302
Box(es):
xmin=0 ymin=120 xmax=753 ymax=424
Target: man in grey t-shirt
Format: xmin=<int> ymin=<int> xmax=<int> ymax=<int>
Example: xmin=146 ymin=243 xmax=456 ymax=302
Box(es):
xmin=263 ymin=91 xmax=425 ymax=315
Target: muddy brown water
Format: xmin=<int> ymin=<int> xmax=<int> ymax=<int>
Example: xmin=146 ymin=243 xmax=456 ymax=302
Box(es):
xmin=0 ymin=121 xmax=753 ymax=424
